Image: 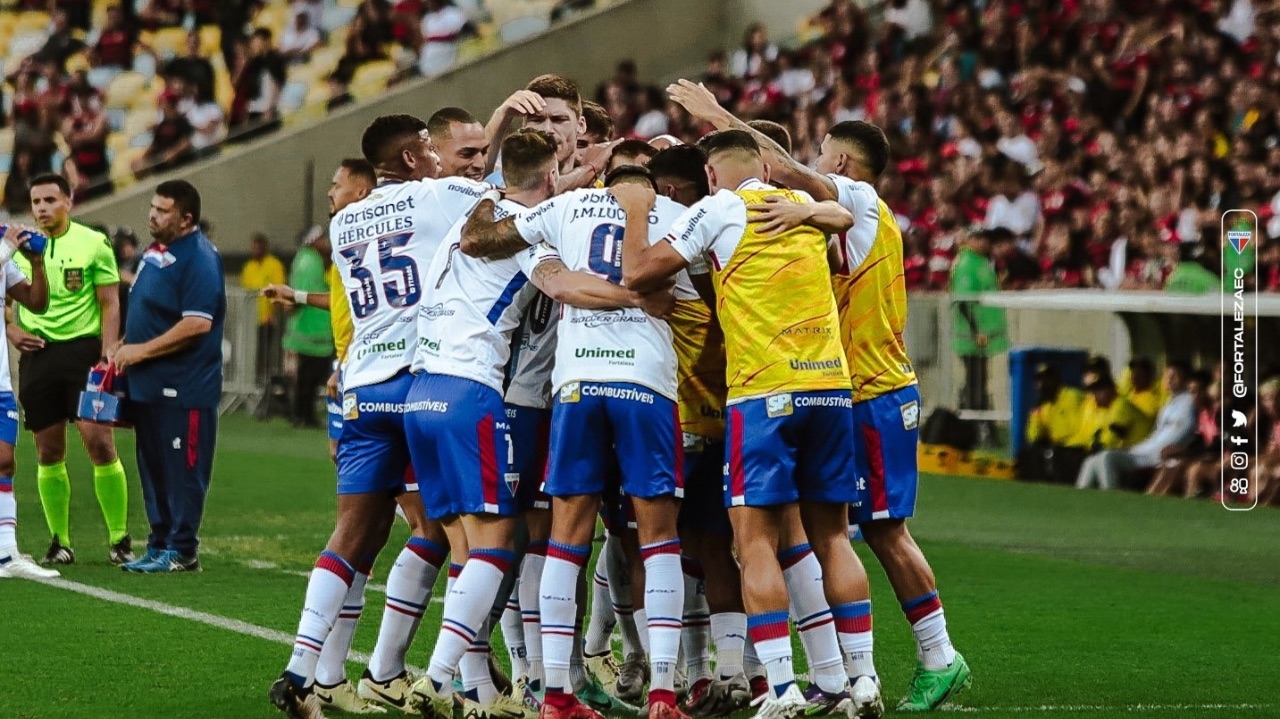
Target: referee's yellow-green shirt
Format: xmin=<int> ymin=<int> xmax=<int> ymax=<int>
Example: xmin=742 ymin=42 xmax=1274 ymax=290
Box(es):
xmin=13 ymin=220 xmax=120 ymax=341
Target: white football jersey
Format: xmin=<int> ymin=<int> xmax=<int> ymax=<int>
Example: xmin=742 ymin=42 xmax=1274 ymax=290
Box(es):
xmin=412 ymin=199 xmax=558 ymax=394
xmin=513 ymin=190 xmax=685 ymax=400
xmin=0 ymin=261 xmax=29 ymax=393
xmin=503 ymin=292 xmax=558 ymax=409
xmin=330 ymin=177 xmax=488 ymax=390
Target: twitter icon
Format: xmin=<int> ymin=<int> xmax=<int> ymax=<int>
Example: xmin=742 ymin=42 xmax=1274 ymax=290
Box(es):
xmin=1232 ymin=410 xmax=1248 ymax=428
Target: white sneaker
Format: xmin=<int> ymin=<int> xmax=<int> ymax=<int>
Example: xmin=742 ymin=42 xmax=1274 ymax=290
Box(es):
xmin=848 ymin=676 xmax=883 ymax=719
xmin=0 ymin=549 xmax=60 ymax=579
xmin=751 ymin=684 xmax=807 ymax=719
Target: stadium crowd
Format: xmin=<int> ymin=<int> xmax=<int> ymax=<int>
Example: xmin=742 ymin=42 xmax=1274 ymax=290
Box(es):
xmin=590 ymin=0 xmax=1280 ymax=293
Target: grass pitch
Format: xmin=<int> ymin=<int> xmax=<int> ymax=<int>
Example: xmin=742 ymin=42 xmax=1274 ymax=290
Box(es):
xmin=4 ymin=414 xmax=1279 ymax=719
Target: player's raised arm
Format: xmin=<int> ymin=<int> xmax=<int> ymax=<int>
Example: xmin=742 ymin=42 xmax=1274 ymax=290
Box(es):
xmin=748 ymin=195 xmax=853 ymax=237
xmin=484 ymin=89 xmax=546 ymax=174
xmin=459 ymin=191 xmax=531 ymax=259
xmin=667 ymin=78 xmax=838 ymax=201
xmin=1 ymin=226 xmax=49 ymax=313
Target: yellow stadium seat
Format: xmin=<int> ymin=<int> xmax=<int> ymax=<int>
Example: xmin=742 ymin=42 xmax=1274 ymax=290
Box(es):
xmin=200 ymin=25 xmax=221 ymax=56
xmin=0 ymin=127 xmax=13 ymax=155
xmin=147 ymin=27 xmax=188 ymax=58
xmin=105 ymin=71 xmax=149 ymax=110
xmin=14 ymin=12 xmax=50 ymax=34
xmin=107 ymin=131 xmax=131 ymax=160
xmin=124 ymin=109 xmax=156 ymax=137
xmin=350 ymin=60 xmax=395 ymax=101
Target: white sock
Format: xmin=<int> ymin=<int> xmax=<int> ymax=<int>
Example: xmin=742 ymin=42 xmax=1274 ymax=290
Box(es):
xmin=570 ymin=617 xmax=590 ymax=693
xmin=780 ymin=544 xmax=845 ymax=694
xmin=584 ymin=563 xmax=616 ymax=655
xmin=501 ymin=585 xmax=530 ymax=678
xmin=462 ymin=617 xmax=500 ymax=703
xmin=0 ymin=477 xmax=16 ymax=549
xmin=634 ymin=607 xmax=650 ymax=655
xmin=539 ymin=542 xmax=591 ymax=695
xmin=285 ymin=551 xmax=355 ymax=688
xmin=902 ymin=592 xmax=956 ymax=670
xmin=746 ymin=611 xmax=794 ymax=698
xmin=641 ymin=539 xmax=684 ymax=699
xmin=519 ymin=545 xmax=547 ymax=685
xmin=315 ymin=570 xmax=368 ymax=687
xmin=367 ymin=537 xmax=445 ymax=682
xmin=710 ymin=612 xmax=746 ymax=680
xmin=428 ymin=550 xmax=516 ymax=688
xmin=743 ymin=634 xmax=764 ymax=679
xmin=681 ymin=564 xmax=712 ymax=683
xmin=832 ymin=600 xmax=877 ymax=679
xmin=606 ymin=535 xmax=644 ymax=659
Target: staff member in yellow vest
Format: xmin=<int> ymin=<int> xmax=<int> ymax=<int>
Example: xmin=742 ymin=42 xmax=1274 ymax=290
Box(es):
xmin=8 ymin=173 xmax=134 ymax=566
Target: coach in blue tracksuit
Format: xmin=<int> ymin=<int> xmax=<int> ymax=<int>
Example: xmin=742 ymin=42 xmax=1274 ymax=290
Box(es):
xmin=113 ymin=180 xmax=225 ymax=574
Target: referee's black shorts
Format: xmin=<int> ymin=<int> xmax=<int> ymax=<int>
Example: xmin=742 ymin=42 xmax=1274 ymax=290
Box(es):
xmin=18 ymin=336 xmax=103 ymax=431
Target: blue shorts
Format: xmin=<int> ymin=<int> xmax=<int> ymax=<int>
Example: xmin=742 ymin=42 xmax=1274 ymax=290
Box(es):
xmin=849 ymin=385 xmax=920 ymax=523
xmin=725 ymin=390 xmax=859 ymax=507
xmin=546 ymin=381 xmax=683 ymax=500
xmin=0 ymin=392 xmax=19 ymax=445
xmin=406 ymin=373 xmax=517 ymax=520
xmin=505 ymin=404 xmax=551 ymax=512
xmin=678 ymin=435 xmax=730 ymax=534
xmin=335 ymin=372 xmax=414 ymax=495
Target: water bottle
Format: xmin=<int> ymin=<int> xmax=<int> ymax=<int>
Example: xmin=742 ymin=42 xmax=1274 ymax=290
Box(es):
xmin=17 ymin=228 xmax=49 ymax=254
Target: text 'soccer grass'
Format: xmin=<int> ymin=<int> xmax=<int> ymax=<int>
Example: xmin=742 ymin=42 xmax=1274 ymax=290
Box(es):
xmin=5 ymin=415 xmax=1278 ymax=719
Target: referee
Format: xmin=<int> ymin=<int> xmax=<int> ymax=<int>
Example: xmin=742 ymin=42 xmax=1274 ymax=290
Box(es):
xmin=9 ymin=173 xmax=133 ymax=566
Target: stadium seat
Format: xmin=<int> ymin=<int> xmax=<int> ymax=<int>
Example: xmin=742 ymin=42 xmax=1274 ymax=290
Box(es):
xmin=0 ymin=128 xmax=13 ymax=156
xmin=498 ymin=15 xmax=551 ymax=44
xmin=13 ymin=12 xmax=50 ymax=35
xmin=105 ymin=72 xmax=149 ymax=110
xmin=200 ymin=25 xmax=221 ymax=56
xmin=278 ymin=80 xmax=309 ymax=113
xmin=147 ymin=27 xmax=189 ymax=61
xmin=0 ymin=155 xmax=10 ymax=174
xmin=123 ymin=109 xmax=156 ymax=138
xmin=350 ymin=60 xmax=396 ymax=101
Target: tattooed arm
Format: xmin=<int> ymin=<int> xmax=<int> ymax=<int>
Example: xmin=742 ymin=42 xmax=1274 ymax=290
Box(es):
xmin=459 ymin=198 xmax=530 ymax=259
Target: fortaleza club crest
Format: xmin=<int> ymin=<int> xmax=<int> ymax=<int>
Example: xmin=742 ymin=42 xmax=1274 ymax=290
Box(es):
xmin=1227 ymin=230 xmax=1251 ymax=254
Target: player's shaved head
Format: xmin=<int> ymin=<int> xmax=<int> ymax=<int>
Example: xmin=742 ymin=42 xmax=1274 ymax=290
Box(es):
xmin=427 ymin=107 xmax=479 ymax=141
xmin=647 ymin=145 xmax=709 ymax=206
xmin=339 ymin=158 xmax=376 ymax=188
xmin=821 ymin=120 xmax=890 ymax=180
xmin=361 ymin=114 xmax=436 ymax=179
xmin=698 ymin=130 xmax=766 ymax=192
xmin=604 ymin=164 xmax=657 ymax=192
xmin=606 ymin=139 xmax=658 ymax=173
xmin=525 ymin=74 xmax=582 ymax=115
xmin=581 ymin=101 xmax=614 ymax=144
xmin=698 ymin=129 xmax=762 ymax=161
xmin=501 ymin=128 xmax=559 ymax=192
xmin=747 ymin=119 xmax=792 ymax=155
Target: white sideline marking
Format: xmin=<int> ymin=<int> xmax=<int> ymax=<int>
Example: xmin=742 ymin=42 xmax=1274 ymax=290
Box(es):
xmin=940 ymin=704 xmax=1274 ymax=713
xmin=31 ymin=576 xmax=377 ymax=664
xmin=241 ymin=558 xmax=444 ymax=603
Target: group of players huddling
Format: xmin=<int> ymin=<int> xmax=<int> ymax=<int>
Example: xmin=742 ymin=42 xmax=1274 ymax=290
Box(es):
xmin=265 ymin=72 xmax=971 ymax=719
